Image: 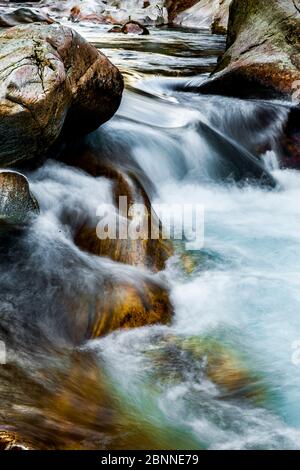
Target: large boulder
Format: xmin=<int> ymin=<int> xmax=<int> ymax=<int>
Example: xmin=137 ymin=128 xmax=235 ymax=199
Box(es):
xmin=0 ymin=24 xmax=123 ymax=167
xmin=200 ymin=0 xmax=300 ymax=99
xmin=0 ymin=171 xmax=39 ymax=226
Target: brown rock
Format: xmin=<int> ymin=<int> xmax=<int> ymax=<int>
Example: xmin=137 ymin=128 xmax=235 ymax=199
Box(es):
xmin=278 ymin=108 xmax=300 ymax=169
xmin=0 ymin=24 xmax=123 ymax=167
xmin=151 ymin=335 xmax=266 ymax=401
xmin=0 ymin=350 xmax=182 ymax=449
xmin=109 ymin=21 xmax=150 ymax=35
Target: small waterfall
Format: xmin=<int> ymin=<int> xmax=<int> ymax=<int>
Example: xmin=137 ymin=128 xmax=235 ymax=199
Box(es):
xmin=263 ymin=150 xmax=280 ymax=172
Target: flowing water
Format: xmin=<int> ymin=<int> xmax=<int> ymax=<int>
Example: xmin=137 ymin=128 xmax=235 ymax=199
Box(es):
xmin=1 ymin=22 xmax=300 ymax=450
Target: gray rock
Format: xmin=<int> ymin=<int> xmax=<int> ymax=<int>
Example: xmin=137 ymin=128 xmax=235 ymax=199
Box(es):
xmin=0 ymin=171 xmax=39 ymax=226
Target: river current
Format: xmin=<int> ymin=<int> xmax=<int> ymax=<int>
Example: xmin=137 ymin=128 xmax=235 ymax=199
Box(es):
xmin=1 ymin=22 xmax=300 ymax=450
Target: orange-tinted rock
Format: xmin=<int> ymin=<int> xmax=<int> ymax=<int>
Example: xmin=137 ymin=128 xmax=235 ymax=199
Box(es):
xmin=90 ymin=280 xmax=173 ymax=338
xmin=0 ymin=350 xmax=182 ymax=449
xmin=57 ymin=142 xmax=174 ymax=338
xmin=75 ymin=168 xmax=172 ymax=272
xmin=151 ymin=335 xmax=266 ymax=402
xmin=58 ymin=142 xmax=173 ymax=272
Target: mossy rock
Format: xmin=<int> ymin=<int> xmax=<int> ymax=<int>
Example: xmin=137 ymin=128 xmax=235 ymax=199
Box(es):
xmin=200 ymin=0 xmax=300 ymax=100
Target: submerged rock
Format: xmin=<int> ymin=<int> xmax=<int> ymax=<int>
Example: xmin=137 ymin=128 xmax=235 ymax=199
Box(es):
xmin=200 ymin=0 xmax=300 ymax=100
xmin=109 ymin=20 xmax=150 ymax=35
xmin=0 ymin=7 xmax=55 ymax=27
xmin=0 ymin=24 xmax=123 ymax=167
xmin=75 ymin=168 xmax=172 ymax=272
xmin=0 ymin=171 xmax=39 ymax=226
xmin=150 ymin=335 xmax=266 ymax=401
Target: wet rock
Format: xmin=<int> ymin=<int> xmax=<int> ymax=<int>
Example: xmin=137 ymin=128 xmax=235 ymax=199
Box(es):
xmin=150 ymin=335 xmax=266 ymax=401
xmin=55 ymin=142 xmax=174 ymax=337
xmin=0 ymin=171 xmax=39 ymax=226
xmin=0 ymin=24 xmax=123 ymax=167
xmin=200 ymin=0 xmax=300 ymax=100
xmin=0 ymin=431 xmax=32 ymax=450
xmin=59 ymin=142 xmax=173 ymax=272
xmin=0 ymin=7 xmax=55 ymax=27
xmin=0 ymin=350 xmax=183 ymax=449
xmin=108 ymin=21 xmax=150 ymax=35
xmin=89 ymin=280 xmax=173 ymax=338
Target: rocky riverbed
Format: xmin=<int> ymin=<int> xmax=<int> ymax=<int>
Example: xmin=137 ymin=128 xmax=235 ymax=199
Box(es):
xmin=0 ymin=0 xmax=300 ymax=451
